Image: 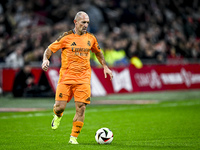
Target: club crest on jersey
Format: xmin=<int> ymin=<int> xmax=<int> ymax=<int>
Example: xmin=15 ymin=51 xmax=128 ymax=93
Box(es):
xmin=87 ymin=41 xmax=91 ymax=46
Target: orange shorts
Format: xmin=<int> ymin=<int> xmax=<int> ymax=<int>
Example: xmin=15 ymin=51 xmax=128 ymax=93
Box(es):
xmin=55 ymin=84 xmax=91 ymax=104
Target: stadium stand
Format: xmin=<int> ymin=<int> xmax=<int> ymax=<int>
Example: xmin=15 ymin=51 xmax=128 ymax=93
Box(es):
xmin=0 ymin=0 xmax=199 ymax=68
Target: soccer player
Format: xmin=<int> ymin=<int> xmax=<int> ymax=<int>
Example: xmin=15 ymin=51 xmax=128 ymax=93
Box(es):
xmin=41 ymin=11 xmax=113 ymax=144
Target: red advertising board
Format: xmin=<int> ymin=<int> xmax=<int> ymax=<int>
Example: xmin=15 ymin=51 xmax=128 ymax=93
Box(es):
xmin=2 ymin=68 xmax=42 ymax=92
xmin=1 ymin=64 xmax=200 ymax=96
xmin=44 ymin=64 xmax=200 ymax=96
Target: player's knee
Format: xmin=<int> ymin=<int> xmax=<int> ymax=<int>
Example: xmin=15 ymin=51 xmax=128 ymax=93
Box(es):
xmin=54 ymin=104 xmax=65 ymax=113
xmin=80 ymin=104 xmax=86 ymax=113
xmin=56 ymin=107 xmax=64 ymax=114
xmin=77 ymin=103 xmax=86 ymax=116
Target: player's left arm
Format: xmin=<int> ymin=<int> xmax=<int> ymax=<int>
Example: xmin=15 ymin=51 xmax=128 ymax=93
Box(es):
xmin=95 ymin=51 xmax=113 ymax=80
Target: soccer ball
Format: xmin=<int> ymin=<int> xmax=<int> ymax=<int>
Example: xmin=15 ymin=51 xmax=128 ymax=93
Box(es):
xmin=95 ymin=127 xmax=113 ymax=144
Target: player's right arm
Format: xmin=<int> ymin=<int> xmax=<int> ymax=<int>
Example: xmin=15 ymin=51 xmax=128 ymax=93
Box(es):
xmin=42 ymin=48 xmax=52 ymax=71
xmin=41 ymin=32 xmax=69 ymax=71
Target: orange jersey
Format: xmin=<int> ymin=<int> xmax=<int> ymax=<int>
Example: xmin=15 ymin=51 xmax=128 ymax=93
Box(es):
xmin=48 ymin=30 xmax=101 ymax=84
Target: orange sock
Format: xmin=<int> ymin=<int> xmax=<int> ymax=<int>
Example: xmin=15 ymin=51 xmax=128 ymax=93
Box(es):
xmin=70 ymin=121 xmax=84 ymax=137
xmin=53 ymin=108 xmax=63 ymax=117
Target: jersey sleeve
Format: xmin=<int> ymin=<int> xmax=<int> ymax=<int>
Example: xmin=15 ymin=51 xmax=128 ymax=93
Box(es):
xmin=91 ymin=35 xmax=101 ymax=53
xmin=48 ymin=32 xmax=68 ymax=53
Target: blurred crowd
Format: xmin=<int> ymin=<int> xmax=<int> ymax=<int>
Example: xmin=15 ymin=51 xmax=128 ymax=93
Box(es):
xmin=0 ymin=0 xmax=200 ymax=68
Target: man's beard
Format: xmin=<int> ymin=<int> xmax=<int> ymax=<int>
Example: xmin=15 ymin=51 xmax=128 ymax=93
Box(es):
xmin=82 ymin=28 xmax=87 ymax=33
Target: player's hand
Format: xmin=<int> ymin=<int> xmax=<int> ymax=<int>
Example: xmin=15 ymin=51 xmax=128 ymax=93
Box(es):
xmin=42 ymin=60 xmax=50 ymax=71
xmin=104 ymin=66 xmax=113 ymax=80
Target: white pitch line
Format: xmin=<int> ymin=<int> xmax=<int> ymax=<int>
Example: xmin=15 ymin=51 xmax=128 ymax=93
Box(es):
xmin=0 ymin=100 xmax=199 ymax=119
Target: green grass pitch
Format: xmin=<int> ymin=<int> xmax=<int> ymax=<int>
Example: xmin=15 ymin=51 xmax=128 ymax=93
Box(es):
xmin=0 ymin=90 xmax=200 ymax=150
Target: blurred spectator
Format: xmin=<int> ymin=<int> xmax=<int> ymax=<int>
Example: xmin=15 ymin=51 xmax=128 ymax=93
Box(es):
xmin=0 ymin=38 xmax=6 ymax=63
xmin=81 ymin=1 xmax=105 ymax=33
xmin=0 ymin=0 xmax=200 ymax=67
xmin=12 ymin=62 xmax=36 ymax=97
xmin=5 ymin=44 xmax=24 ymax=68
xmin=91 ymin=37 xmax=129 ymax=67
xmin=24 ymin=46 xmax=44 ymax=63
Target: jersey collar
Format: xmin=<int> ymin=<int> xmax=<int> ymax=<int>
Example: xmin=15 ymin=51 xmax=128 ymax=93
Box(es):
xmin=72 ymin=29 xmax=76 ymax=34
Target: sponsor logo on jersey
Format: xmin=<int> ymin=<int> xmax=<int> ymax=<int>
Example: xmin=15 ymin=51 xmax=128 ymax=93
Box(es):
xmin=71 ymin=47 xmax=90 ymax=56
